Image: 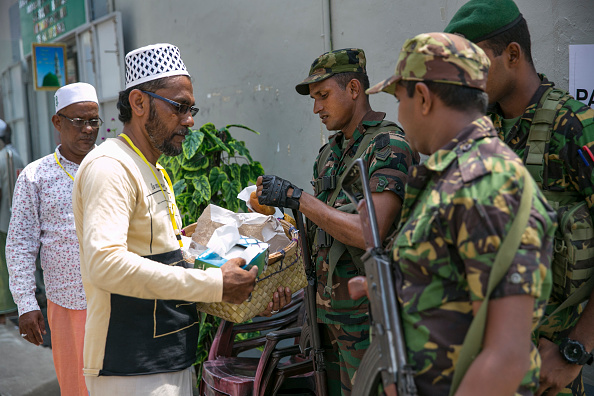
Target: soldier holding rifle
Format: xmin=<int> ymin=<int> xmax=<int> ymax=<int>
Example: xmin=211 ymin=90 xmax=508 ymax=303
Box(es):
xmin=257 ymin=48 xmax=418 ymax=395
xmin=357 ymin=32 xmax=557 ymax=396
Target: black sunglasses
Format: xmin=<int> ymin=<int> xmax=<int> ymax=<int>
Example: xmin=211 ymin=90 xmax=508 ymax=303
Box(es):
xmin=141 ymin=91 xmax=199 ymax=117
xmin=58 ymin=113 xmax=103 ymax=128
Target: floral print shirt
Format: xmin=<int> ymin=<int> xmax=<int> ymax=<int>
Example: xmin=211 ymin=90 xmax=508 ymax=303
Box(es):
xmin=7 ymin=145 xmax=86 ymax=315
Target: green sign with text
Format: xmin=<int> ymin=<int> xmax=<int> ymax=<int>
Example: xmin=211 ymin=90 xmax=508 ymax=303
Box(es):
xmin=19 ymin=0 xmax=87 ymax=56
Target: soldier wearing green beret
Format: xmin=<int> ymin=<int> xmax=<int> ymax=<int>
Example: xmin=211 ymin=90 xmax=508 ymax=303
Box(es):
xmin=446 ymin=2 xmax=594 ymax=395
xmin=256 ymin=48 xmax=419 ymax=395
xmin=366 ymin=32 xmax=556 ymax=395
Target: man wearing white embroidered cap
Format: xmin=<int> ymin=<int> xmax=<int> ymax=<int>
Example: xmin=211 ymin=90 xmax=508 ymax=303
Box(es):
xmin=73 ymin=43 xmax=277 ymax=395
xmin=7 ymin=82 xmax=101 ymax=396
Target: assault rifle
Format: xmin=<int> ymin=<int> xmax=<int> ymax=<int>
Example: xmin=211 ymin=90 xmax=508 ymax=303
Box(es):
xmin=292 ymin=208 xmax=328 ymax=396
xmin=343 ymin=158 xmax=417 ymax=396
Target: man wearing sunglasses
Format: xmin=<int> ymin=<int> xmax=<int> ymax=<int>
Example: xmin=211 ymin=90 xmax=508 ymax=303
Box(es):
xmin=72 ymin=43 xmax=283 ymax=395
xmin=7 ymin=82 xmax=101 ymax=396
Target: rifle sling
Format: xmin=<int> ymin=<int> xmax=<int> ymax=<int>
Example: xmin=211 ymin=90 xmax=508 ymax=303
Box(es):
xmin=318 ymin=122 xmax=397 ymax=295
xmin=449 ymin=169 xmax=533 ymax=395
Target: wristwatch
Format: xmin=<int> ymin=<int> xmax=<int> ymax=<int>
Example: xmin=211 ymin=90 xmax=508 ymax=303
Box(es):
xmin=559 ymin=337 xmax=594 ymax=365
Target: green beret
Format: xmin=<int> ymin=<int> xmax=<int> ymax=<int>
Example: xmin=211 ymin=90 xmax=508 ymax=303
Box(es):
xmin=444 ymin=0 xmax=523 ymax=43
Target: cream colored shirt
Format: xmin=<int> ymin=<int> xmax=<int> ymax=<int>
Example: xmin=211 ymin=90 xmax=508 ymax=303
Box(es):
xmin=73 ymin=138 xmax=222 ymax=376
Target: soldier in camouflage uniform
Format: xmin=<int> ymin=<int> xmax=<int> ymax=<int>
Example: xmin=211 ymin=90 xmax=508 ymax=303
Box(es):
xmin=256 ymin=48 xmax=419 ymax=395
xmin=366 ymin=32 xmax=556 ymax=395
xmin=446 ymin=2 xmax=594 ymax=394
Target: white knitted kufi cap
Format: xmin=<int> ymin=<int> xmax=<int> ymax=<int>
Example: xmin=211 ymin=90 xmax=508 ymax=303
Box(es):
xmin=54 ymin=82 xmax=99 ymax=113
xmin=125 ymin=43 xmax=190 ymax=89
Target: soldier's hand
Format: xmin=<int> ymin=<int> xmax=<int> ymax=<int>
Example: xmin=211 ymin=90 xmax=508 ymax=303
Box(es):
xmin=348 ymin=276 xmax=369 ymax=300
xmin=536 ymin=337 xmax=582 ymax=396
xmin=19 ymin=310 xmax=46 ymax=346
xmin=259 ymin=286 xmax=292 ymax=317
xmin=257 ymin=175 xmax=302 ymax=210
xmin=220 ymin=257 xmax=258 ymax=304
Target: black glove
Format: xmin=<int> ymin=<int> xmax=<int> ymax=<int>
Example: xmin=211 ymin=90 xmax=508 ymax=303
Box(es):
xmin=259 ymin=175 xmax=302 ymax=210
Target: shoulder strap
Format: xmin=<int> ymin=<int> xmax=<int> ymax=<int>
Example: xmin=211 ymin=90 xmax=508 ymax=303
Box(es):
xmin=449 ymin=169 xmax=534 ymax=395
xmin=316 ymin=142 xmax=332 ymax=186
xmin=525 ymin=87 xmax=571 ymax=186
xmin=322 ymin=122 xmax=398 ymax=295
xmin=537 ymin=276 xmax=594 ymax=329
xmin=326 ymin=121 xmax=397 ymax=207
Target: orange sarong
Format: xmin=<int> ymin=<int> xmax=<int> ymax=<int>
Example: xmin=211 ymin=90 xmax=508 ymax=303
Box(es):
xmin=47 ymin=299 xmax=88 ymax=396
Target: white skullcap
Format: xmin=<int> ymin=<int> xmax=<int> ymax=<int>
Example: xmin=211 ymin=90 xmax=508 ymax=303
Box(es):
xmin=0 ymin=119 xmax=7 ymax=138
xmin=54 ymin=82 xmax=99 ymax=113
xmin=125 ymin=43 xmax=190 ymax=89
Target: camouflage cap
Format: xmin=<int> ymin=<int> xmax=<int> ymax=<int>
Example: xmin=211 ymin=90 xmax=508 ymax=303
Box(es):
xmin=366 ymin=32 xmax=490 ymax=96
xmin=295 ymin=48 xmax=366 ymax=95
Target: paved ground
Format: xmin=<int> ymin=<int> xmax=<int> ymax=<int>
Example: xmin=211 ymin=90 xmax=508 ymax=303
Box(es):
xmin=0 ymin=313 xmax=59 ymax=396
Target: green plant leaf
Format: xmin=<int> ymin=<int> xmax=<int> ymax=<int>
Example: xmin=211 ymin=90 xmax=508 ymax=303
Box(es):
xmin=217 ymin=126 xmax=232 ymax=142
xmin=227 ymin=140 xmax=253 ymax=161
xmin=183 ymin=170 xmax=202 ymax=181
xmin=203 ymin=127 xmax=231 ymax=154
xmin=250 ymin=161 xmax=265 ymax=182
xmin=209 ymin=167 xmax=228 ymax=194
xmin=172 ymin=179 xmax=187 ymax=196
xmin=200 ymin=122 xmax=217 ymax=134
xmin=181 ymin=154 xmax=208 ymax=171
xmin=187 ymin=198 xmax=198 ymax=218
xmin=226 ymin=124 xmax=261 ymax=135
xmin=229 ymin=163 xmax=241 ymax=181
xmin=192 ymin=174 xmax=211 ymax=204
xmin=240 ymin=164 xmax=251 ymax=188
xmin=183 ymin=129 xmax=205 ymax=159
xmin=176 ymin=192 xmax=193 ymax=209
xmin=221 ymin=179 xmax=241 ymax=212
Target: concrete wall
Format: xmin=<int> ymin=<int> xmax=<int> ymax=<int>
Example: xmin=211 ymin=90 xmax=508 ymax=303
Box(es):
xmin=2 ymin=0 xmax=592 ymax=188
xmin=112 ymin=0 xmax=594 ymax=193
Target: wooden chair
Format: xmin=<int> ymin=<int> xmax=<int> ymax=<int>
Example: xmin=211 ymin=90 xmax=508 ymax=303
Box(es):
xmin=200 ymin=290 xmax=316 ymax=396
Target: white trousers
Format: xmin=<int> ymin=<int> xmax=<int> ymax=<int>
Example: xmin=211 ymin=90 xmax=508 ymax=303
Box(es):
xmin=85 ymin=366 xmax=194 ymax=396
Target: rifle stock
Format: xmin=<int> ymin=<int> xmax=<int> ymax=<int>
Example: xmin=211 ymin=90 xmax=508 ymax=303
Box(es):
xmin=292 ymin=209 xmax=327 ymax=396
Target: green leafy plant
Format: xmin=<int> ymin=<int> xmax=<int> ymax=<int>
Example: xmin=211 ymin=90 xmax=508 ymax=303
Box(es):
xmin=160 ymin=122 xmax=264 ymax=226
xmin=159 ymin=122 xmax=264 ymax=384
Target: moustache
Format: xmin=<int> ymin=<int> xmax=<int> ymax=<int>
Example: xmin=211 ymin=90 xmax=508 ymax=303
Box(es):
xmin=174 ymin=128 xmax=190 ymax=137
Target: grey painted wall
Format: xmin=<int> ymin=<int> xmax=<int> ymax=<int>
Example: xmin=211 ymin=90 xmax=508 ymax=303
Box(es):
xmin=2 ymin=0 xmax=591 ymax=190
xmin=113 ymin=0 xmax=594 ymax=193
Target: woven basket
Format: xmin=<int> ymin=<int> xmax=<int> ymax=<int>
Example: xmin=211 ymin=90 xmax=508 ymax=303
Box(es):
xmin=184 ymin=219 xmax=307 ymax=323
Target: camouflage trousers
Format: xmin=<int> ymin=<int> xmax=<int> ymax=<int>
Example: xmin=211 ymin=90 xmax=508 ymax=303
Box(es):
xmin=320 ymin=321 xmax=370 ymax=396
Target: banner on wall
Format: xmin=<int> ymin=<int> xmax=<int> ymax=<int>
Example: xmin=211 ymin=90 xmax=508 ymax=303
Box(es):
xmin=32 ymin=42 xmax=67 ymax=91
xmin=19 ymin=0 xmax=87 ymax=57
xmin=569 ymin=44 xmax=594 ymax=109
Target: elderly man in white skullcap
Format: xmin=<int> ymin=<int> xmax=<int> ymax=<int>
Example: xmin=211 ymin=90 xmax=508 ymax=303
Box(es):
xmin=7 ymin=82 xmax=101 ymax=396
xmin=72 ymin=43 xmax=289 ymax=395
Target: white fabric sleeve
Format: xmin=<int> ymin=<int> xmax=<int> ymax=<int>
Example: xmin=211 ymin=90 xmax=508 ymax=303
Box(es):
xmin=76 ymin=156 xmax=223 ymax=302
xmin=6 ymin=169 xmax=41 ymax=316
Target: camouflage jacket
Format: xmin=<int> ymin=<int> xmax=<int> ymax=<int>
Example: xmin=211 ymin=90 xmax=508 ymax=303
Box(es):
xmin=490 ymin=74 xmax=594 ymax=220
xmin=312 ymin=110 xmax=419 ymax=325
xmin=392 ymin=116 xmax=556 ymax=396
xmin=489 ymin=75 xmax=594 ymax=339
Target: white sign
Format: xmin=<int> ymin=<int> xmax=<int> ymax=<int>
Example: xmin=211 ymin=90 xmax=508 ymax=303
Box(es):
xmin=569 ymin=44 xmax=594 ymax=108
